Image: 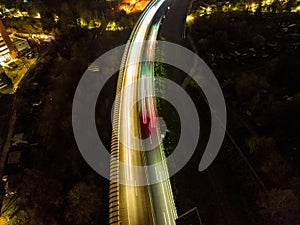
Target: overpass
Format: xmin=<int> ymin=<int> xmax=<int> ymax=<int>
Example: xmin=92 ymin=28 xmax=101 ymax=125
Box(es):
xmin=108 ymin=0 xmax=191 ymax=224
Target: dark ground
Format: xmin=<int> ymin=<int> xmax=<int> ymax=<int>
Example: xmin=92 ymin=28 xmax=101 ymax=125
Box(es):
xmin=171 ymin=11 xmax=300 ymax=225
xmin=0 ymin=8 xmax=299 ymax=225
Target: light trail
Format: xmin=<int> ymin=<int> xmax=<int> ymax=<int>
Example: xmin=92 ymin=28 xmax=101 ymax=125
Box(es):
xmin=110 ymin=0 xmax=178 ymax=224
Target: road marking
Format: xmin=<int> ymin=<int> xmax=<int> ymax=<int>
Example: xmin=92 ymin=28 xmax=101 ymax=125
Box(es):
xmin=163 ymin=212 xmax=168 ymax=225
xmin=155 ymin=167 xmax=159 ymax=180
xmin=128 ymin=150 xmax=132 ymax=181
xmin=135 ymin=180 xmax=138 ymax=197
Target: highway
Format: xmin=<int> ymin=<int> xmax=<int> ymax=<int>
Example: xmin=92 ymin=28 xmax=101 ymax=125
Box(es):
xmin=109 ymin=0 xmax=180 ymax=224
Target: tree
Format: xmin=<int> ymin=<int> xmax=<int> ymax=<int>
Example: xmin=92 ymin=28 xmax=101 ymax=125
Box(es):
xmin=6 ymin=169 xmax=63 ymax=225
xmin=247 ymin=136 xmax=291 ymax=184
xmin=65 ymin=182 xmax=103 ymax=225
xmin=234 ymin=73 xmax=269 ymax=101
xmin=258 ymin=189 xmax=300 ymax=225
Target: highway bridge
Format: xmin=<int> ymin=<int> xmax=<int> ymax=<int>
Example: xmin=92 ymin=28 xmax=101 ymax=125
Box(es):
xmin=109 ymin=0 xmax=191 ymax=224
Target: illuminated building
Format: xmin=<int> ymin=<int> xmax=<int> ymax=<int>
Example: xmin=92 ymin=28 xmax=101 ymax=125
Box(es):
xmin=12 ymin=36 xmax=31 ymax=53
xmin=0 ymin=19 xmax=18 ymax=60
xmin=118 ymin=0 xmax=150 ymax=13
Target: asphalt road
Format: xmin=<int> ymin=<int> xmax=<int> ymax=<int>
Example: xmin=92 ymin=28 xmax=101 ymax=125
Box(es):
xmin=109 ymin=0 xmax=186 ymax=224
xmin=159 ymin=0 xmax=192 ymax=43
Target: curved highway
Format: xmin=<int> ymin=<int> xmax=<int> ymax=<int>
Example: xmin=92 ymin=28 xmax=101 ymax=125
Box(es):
xmin=109 ymin=0 xmax=183 ymax=224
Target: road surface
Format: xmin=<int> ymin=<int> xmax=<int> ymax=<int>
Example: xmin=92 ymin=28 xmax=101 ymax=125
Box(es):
xmin=109 ymin=0 xmax=185 ymax=224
